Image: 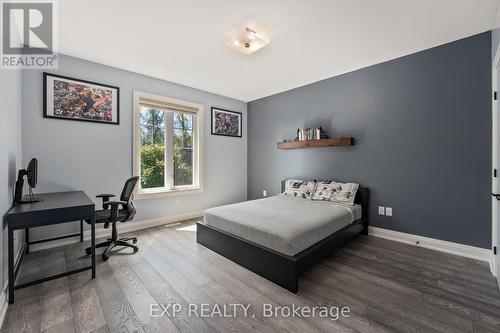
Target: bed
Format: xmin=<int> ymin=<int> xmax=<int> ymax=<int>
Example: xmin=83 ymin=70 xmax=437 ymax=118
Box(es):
xmin=196 ymin=180 xmax=369 ymax=293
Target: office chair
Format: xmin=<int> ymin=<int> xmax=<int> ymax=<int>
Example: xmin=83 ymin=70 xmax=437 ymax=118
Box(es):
xmin=85 ymin=176 xmax=140 ymax=261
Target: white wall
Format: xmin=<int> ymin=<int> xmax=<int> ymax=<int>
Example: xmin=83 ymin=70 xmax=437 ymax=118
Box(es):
xmin=22 ymin=54 xmax=247 ymax=241
xmin=0 ymin=69 xmax=23 ymax=295
xmin=493 ymin=27 xmax=500 ymax=290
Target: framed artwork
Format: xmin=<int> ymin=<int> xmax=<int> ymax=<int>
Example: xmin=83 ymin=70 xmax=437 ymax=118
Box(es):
xmin=43 ymin=72 xmax=120 ymax=125
xmin=211 ymin=107 xmax=242 ymax=137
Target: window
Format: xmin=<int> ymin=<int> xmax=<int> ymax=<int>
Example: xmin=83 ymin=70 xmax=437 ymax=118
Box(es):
xmin=133 ymin=92 xmax=203 ymax=198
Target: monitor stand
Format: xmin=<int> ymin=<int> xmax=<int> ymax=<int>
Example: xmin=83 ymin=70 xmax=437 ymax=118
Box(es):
xmin=13 ymin=171 xmax=42 ymax=205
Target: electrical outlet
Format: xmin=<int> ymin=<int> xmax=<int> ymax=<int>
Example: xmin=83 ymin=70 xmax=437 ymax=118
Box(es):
xmin=263 ymin=190 xmax=267 ymax=197
xmin=385 ymin=207 xmax=392 ymax=216
xmin=378 ymin=206 xmax=385 ymax=215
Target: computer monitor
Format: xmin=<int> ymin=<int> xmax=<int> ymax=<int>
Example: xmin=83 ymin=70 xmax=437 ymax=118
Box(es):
xmin=14 ymin=158 xmax=41 ymax=204
xmin=26 ymin=158 xmax=37 ymax=188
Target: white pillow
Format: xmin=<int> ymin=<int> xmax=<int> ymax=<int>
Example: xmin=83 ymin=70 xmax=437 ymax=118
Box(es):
xmin=283 ymin=179 xmax=316 ymax=199
xmin=312 ymin=180 xmax=337 ymax=201
xmin=330 ymin=181 xmax=359 ymax=205
xmin=283 ymin=179 xmax=302 ymax=193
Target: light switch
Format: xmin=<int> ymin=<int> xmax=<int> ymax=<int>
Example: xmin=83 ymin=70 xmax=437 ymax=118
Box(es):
xmin=378 ymin=206 xmax=385 ymax=215
xmin=386 ymin=207 xmax=392 ymax=216
xmin=263 ymin=190 xmax=267 ymax=197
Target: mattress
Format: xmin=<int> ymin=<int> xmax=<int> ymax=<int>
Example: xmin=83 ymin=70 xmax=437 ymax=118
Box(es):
xmin=203 ymin=195 xmax=362 ymax=256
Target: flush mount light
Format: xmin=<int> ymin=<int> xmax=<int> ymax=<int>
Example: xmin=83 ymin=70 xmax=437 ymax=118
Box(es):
xmin=226 ymin=24 xmax=270 ymax=55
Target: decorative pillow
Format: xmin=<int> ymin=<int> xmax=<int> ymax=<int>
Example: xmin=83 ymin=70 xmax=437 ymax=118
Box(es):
xmin=312 ymin=180 xmax=337 ymax=201
xmin=283 ymin=179 xmax=316 ymax=199
xmin=330 ymin=181 xmax=359 ymax=205
xmin=283 ymin=179 xmax=302 ymax=194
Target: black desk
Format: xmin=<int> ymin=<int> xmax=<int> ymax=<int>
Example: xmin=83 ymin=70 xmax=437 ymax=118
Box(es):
xmin=4 ymin=191 xmax=96 ymax=304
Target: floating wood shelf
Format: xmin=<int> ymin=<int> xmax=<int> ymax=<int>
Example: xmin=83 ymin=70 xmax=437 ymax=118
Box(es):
xmin=277 ymin=137 xmax=353 ymax=149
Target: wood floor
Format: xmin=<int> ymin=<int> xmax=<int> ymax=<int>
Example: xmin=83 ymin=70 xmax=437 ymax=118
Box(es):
xmin=3 ymin=219 xmax=500 ymax=333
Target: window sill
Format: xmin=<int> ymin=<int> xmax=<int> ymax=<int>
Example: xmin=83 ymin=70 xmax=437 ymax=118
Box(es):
xmin=134 ymin=186 xmax=202 ymax=200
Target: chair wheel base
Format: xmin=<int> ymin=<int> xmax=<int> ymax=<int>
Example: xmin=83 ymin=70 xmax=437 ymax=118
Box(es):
xmin=85 ymin=237 xmax=138 ymax=260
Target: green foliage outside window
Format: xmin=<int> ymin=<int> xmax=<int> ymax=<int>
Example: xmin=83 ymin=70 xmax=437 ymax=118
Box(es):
xmin=140 ymin=107 xmax=194 ymax=189
xmin=173 ymin=111 xmax=193 ymax=186
xmin=174 ymin=147 xmax=193 ymax=186
xmin=140 ymin=145 xmax=165 ymax=188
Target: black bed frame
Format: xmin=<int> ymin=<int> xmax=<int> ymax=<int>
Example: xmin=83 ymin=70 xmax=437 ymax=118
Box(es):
xmin=196 ymin=181 xmax=369 ymax=293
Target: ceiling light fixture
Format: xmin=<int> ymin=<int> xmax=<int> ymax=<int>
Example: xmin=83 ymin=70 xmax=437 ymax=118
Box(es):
xmin=226 ymin=23 xmax=270 ymax=55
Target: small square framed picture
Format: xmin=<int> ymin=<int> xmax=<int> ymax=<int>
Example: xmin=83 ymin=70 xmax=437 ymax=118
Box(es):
xmin=211 ymin=107 xmax=242 ymax=137
xmin=43 ymin=72 xmax=120 ymax=125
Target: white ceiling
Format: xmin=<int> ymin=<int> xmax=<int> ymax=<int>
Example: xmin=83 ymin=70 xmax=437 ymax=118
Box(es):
xmin=58 ymin=0 xmax=500 ymax=102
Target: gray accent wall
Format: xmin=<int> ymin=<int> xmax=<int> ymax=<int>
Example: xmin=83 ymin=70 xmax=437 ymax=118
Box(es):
xmin=248 ymin=32 xmax=492 ymax=248
xmin=22 ymin=54 xmax=247 ymax=241
xmin=1 ymin=69 xmax=24 ymax=294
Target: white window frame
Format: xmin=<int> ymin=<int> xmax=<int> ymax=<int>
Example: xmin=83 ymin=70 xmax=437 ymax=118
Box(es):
xmin=133 ymin=91 xmax=204 ymax=199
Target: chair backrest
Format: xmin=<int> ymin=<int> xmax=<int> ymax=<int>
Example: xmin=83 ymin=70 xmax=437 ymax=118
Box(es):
xmin=120 ymin=176 xmax=139 ymax=222
xmin=120 ymin=176 xmax=139 ymax=202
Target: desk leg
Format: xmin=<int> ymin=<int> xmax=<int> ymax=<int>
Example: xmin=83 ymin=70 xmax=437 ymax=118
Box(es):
xmin=80 ymin=220 xmax=83 ymax=242
xmin=8 ymin=227 xmax=14 ymax=304
xmin=25 ymin=228 xmax=30 ymax=254
xmin=91 ymin=215 xmax=95 ymax=279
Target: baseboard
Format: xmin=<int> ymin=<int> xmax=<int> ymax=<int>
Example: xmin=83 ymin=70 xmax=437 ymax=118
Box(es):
xmin=492 ymin=254 xmax=498 ymax=278
xmin=369 ymin=226 xmax=492 ymax=270
xmin=0 ymin=243 xmax=24 ymax=327
xmin=0 ymin=289 xmax=7 ymax=329
xmin=83 ymin=209 xmax=205 ymax=241
xmin=30 ymin=210 xmax=204 ymax=252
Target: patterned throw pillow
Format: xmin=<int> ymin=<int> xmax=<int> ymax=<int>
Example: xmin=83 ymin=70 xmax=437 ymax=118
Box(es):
xmin=283 ymin=179 xmax=302 ymax=193
xmin=312 ymin=180 xmax=337 ymax=201
xmin=283 ymin=179 xmax=316 ymax=199
xmin=330 ymin=181 xmax=359 ymax=205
